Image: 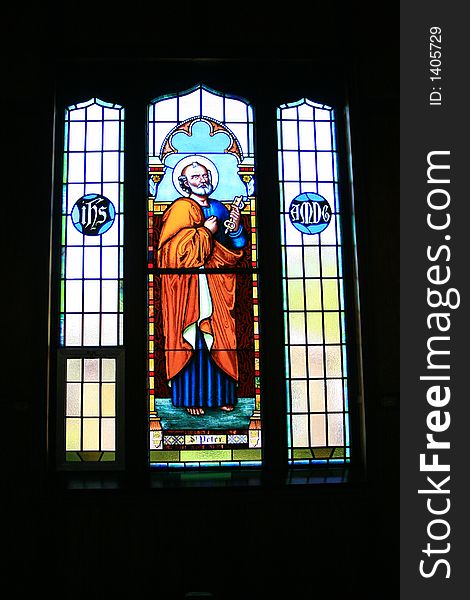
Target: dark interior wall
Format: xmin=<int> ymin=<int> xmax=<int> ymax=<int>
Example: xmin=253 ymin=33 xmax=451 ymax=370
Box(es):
xmin=3 ymin=3 xmax=399 ymax=598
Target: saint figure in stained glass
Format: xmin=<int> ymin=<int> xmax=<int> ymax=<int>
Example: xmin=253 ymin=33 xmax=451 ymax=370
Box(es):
xmin=157 ymin=156 xmax=248 ymax=416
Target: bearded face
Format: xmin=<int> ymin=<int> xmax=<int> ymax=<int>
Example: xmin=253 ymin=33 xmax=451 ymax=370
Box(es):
xmin=180 ymin=163 xmax=213 ymax=197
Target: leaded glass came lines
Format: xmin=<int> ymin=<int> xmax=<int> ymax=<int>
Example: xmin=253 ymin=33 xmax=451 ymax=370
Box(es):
xmin=147 ymin=85 xmax=261 ymax=469
xmin=277 ymin=98 xmax=350 ymax=465
xmin=59 ymin=98 xmax=124 ymax=466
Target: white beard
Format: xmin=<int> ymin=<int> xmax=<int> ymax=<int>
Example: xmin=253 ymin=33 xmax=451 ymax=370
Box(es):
xmin=188 ymin=182 xmax=213 ymax=197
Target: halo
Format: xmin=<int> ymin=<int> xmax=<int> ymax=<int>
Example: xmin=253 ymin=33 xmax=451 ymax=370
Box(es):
xmin=172 ymin=155 xmax=219 ymax=196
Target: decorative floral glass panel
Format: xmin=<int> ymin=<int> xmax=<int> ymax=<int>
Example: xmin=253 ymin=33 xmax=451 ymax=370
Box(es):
xmin=277 ymin=98 xmax=350 ymax=465
xmin=147 ymin=85 xmax=261 ymax=468
xmin=59 ymin=98 xmax=124 ymax=464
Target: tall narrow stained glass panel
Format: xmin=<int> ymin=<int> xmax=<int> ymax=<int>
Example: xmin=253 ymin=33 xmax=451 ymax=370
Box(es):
xmin=147 ymin=85 xmax=261 ymax=468
xmin=58 ymin=98 xmax=124 ymax=466
xmin=277 ymin=98 xmax=350 ymax=465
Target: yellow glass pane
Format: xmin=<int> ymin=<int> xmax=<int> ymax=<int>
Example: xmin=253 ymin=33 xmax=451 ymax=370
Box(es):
xmin=83 ymin=383 xmax=100 ymax=416
xmin=290 ymin=380 xmax=308 ymax=413
xmin=306 ymin=313 xmax=323 ymax=344
xmin=101 ymin=418 xmax=115 ymax=451
xmin=305 ymin=279 xmax=321 ymax=310
xmin=289 ymin=346 xmax=307 ymax=378
xmin=291 ymin=414 xmax=309 ymax=447
xmin=328 ymin=413 xmax=344 ymax=445
xmin=324 ymin=312 xmax=340 ymax=343
xmin=83 ymin=418 xmax=100 ymax=451
xmin=327 ymin=379 xmax=344 ymax=411
xmin=101 ymin=383 xmax=116 ymax=416
xmin=288 ymin=313 xmax=306 ymax=345
xmin=66 ymin=359 xmax=82 ymax=382
xmin=66 ymin=418 xmax=81 ymax=451
xmin=287 ymin=279 xmax=305 ymax=311
xmin=307 ymin=346 xmax=324 ymax=378
xmin=309 ymin=379 xmax=325 ymax=412
xmin=325 ymin=345 xmax=342 ymax=377
xmin=320 ymin=247 xmax=338 ymax=277
xmin=310 ymin=413 xmax=326 ymax=446
xmin=322 ymin=279 xmax=339 ymax=310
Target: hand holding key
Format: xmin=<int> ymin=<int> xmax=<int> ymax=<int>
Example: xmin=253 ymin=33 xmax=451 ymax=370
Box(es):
xmin=224 ymin=196 xmax=245 ymax=234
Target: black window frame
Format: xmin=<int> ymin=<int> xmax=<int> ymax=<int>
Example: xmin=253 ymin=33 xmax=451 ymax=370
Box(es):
xmin=47 ymin=56 xmax=365 ymax=487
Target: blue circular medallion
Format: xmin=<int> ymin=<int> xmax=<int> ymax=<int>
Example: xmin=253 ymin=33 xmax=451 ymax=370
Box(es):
xmin=71 ymin=194 xmax=116 ymax=236
xmin=288 ymin=192 xmax=332 ymax=235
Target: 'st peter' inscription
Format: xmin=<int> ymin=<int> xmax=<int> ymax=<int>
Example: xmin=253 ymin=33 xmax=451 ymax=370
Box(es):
xmin=185 ymin=434 xmax=227 ymax=445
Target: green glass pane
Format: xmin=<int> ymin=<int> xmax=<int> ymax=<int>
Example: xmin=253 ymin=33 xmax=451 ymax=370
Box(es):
xmin=232 ymin=449 xmax=262 ymax=460
xmin=180 ymin=450 xmax=232 ymax=462
xmin=288 ymin=279 xmax=305 ymax=311
xmin=305 ymin=279 xmax=321 ymax=310
xmin=313 ymin=447 xmax=333 ymax=459
xmin=306 ymin=313 xmax=323 ymax=344
xmin=66 ymin=452 xmax=81 ymax=462
xmin=324 ymin=312 xmax=340 ymax=344
xmin=293 ymin=448 xmax=313 ymax=459
xmin=320 ymin=247 xmax=338 ymax=277
xmin=78 ymin=451 xmax=103 ymax=462
xmin=322 ymin=279 xmax=339 ymax=310
xmin=60 ymin=280 xmax=65 ymax=313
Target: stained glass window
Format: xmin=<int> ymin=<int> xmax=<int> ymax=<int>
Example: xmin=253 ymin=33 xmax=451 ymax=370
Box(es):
xmin=58 ymin=98 xmax=125 ymax=466
xmin=53 ymin=80 xmax=359 ymax=474
xmin=147 ymin=85 xmax=261 ymax=468
xmin=277 ymin=98 xmax=350 ymax=465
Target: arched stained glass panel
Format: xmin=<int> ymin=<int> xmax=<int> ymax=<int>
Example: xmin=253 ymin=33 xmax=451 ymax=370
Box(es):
xmin=58 ymin=98 xmax=125 ymax=467
xmin=147 ymin=85 xmax=261 ymax=469
xmin=277 ymin=98 xmax=350 ymax=465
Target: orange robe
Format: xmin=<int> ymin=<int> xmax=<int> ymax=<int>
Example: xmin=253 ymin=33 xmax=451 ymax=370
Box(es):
xmin=157 ymin=197 xmax=243 ymax=384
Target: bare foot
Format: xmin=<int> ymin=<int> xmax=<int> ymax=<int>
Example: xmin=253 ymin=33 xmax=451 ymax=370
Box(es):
xmin=186 ymin=407 xmax=205 ymax=416
xmin=220 ymin=405 xmax=234 ymax=412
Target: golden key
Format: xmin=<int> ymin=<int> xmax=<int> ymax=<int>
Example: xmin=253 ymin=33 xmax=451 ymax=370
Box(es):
xmin=224 ymin=196 xmax=245 ymax=234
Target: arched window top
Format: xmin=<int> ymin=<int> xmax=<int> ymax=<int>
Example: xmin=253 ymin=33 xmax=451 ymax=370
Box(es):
xmin=278 ymin=97 xmax=334 ymax=121
xmin=66 ymin=97 xmax=124 ymax=118
xmin=149 ymin=84 xmax=254 ymax=161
